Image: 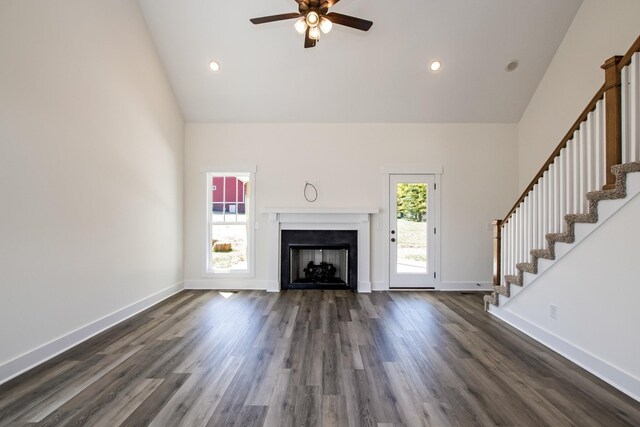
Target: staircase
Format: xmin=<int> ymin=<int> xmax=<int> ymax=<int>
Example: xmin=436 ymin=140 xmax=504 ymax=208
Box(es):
xmin=484 ymin=162 xmax=640 ymax=309
xmin=485 ymin=36 xmax=640 ymax=310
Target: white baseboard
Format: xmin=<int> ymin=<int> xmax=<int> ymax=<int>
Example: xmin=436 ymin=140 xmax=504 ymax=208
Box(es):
xmin=358 ymin=281 xmax=372 ymax=293
xmin=372 ymin=281 xmax=387 ymax=291
xmin=489 ymin=307 xmax=640 ymax=403
xmin=0 ymin=282 xmax=184 ymax=387
xmin=185 ymin=279 xmax=267 ymax=290
xmin=266 ymin=280 xmax=279 ymax=292
xmin=439 ymin=281 xmax=492 ymax=291
xmin=371 ymin=281 xmax=492 ymax=291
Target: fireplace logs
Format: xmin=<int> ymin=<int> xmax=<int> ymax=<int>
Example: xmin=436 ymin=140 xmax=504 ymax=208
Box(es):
xmin=303 ymin=261 xmax=339 ymax=283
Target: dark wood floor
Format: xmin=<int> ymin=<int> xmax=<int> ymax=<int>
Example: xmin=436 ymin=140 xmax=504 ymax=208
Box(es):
xmin=1 ymin=291 xmax=639 ymax=426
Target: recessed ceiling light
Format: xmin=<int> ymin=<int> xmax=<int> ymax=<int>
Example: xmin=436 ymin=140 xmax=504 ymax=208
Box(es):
xmin=209 ymin=60 xmax=220 ymax=72
xmin=430 ymin=61 xmax=441 ymax=72
xmin=506 ymin=60 xmax=519 ymax=72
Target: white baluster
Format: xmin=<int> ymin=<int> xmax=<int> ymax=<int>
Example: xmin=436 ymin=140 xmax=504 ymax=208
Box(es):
xmin=512 ymin=214 xmax=517 ymax=272
xmin=526 ymin=193 xmax=532 ymax=255
xmin=574 ymin=129 xmax=582 ymax=213
xmin=501 ymin=225 xmax=507 ymax=283
xmin=509 ymin=220 xmax=514 ymax=276
xmin=632 ymin=54 xmax=640 ymax=162
xmin=515 ymin=207 xmax=521 ymax=267
xmin=512 ymin=213 xmax=518 ymax=270
xmin=587 ymin=111 xmax=596 ymax=193
xmin=524 ymin=193 xmax=536 ymax=256
xmin=536 ymin=181 xmax=547 ymax=249
xmin=507 ymin=224 xmax=511 ymax=280
xmin=512 ymin=218 xmax=517 ymax=275
xmin=597 ymin=101 xmax=606 ymax=188
xmin=522 ymin=199 xmax=528 ymax=264
xmin=579 ymin=122 xmax=589 ymax=212
xmin=539 ymin=176 xmax=546 ymax=247
xmin=540 ymin=184 xmax=544 ymax=247
xmin=502 ymin=223 xmax=507 ymax=280
xmin=544 ymin=169 xmax=550 ymax=240
xmin=517 ymin=207 xmax=523 ymax=265
xmin=525 ymin=201 xmax=529 ymax=262
xmin=571 ymin=138 xmax=580 ymax=213
xmin=531 ymin=188 xmax=537 ymax=251
xmin=527 ymin=196 xmax=532 ymax=261
xmin=558 ymin=149 xmax=566 ymax=232
xmin=549 ymin=163 xmax=557 ymax=234
xmin=622 ymin=60 xmax=631 ymax=164
xmin=565 ymin=141 xmax=574 ymax=216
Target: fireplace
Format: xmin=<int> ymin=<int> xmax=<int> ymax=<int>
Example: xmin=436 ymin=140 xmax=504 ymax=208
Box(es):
xmin=281 ymin=230 xmax=357 ymax=290
xmin=264 ymin=208 xmax=377 ymax=292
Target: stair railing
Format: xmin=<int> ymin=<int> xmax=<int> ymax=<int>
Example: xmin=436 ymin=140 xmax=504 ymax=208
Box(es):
xmin=492 ymin=35 xmax=640 ymax=291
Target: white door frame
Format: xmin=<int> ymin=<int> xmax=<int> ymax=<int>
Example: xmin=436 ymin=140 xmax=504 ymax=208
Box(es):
xmin=381 ymin=165 xmax=442 ymax=290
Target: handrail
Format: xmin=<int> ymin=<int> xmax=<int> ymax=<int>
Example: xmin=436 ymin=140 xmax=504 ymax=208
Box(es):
xmin=502 ymin=84 xmax=605 ymax=224
xmin=617 ymin=35 xmax=640 ymax=71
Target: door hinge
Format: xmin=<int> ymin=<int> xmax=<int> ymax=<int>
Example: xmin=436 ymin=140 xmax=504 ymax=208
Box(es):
xmin=434 ymin=272 xmax=437 ymax=279
xmin=434 ymin=227 xmax=437 ymax=234
xmin=434 ymin=183 xmax=437 ymax=190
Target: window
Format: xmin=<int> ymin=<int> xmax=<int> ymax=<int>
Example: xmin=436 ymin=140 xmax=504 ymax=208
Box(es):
xmin=206 ymin=171 xmax=254 ymax=275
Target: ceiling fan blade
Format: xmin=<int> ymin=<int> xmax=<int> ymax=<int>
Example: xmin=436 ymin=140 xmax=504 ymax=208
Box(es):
xmin=326 ymin=0 xmax=340 ymax=7
xmin=250 ymin=13 xmax=302 ymax=25
xmin=325 ymin=12 xmax=373 ymax=31
xmin=304 ymin=27 xmax=316 ymax=48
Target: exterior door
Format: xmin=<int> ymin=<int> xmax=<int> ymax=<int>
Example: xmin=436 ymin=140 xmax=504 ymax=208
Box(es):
xmin=389 ymin=174 xmax=436 ymax=288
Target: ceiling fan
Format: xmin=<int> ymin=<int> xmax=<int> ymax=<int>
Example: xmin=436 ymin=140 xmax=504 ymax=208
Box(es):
xmin=250 ymin=0 xmax=373 ymax=48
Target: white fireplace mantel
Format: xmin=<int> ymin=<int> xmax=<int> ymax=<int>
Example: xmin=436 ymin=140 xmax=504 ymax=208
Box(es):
xmin=264 ymin=207 xmax=379 ymax=293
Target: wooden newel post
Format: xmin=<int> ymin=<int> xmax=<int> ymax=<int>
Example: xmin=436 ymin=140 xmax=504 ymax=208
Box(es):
xmin=601 ymin=55 xmax=623 ymax=190
xmin=492 ymin=219 xmax=502 ymax=287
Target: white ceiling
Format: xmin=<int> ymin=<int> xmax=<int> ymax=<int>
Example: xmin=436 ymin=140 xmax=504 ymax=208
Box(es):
xmin=137 ymin=0 xmax=582 ymax=123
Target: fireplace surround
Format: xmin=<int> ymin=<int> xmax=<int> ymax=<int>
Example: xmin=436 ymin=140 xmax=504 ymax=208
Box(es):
xmin=264 ymin=208 xmax=378 ymax=293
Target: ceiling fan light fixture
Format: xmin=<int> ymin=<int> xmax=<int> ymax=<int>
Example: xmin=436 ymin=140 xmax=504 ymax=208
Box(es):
xmin=306 ymin=11 xmax=319 ymax=27
xmin=309 ymin=26 xmax=321 ymax=40
xmin=294 ymin=17 xmax=308 ymax=34
xmin=319 ymin=17 xmax=332 ymax=34
xmin=249 ymin=2 xmax=373 ymax=49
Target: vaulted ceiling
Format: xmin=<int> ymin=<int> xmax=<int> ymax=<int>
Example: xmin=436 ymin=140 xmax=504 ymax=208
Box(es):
xmin=137 ymin=0 xmax=582 ymax=123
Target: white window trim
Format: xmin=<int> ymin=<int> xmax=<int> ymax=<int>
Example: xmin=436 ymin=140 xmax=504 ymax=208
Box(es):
xmin=202 ymin=165 xmax=256 ymax=278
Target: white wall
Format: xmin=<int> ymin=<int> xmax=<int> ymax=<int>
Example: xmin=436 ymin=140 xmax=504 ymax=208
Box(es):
xmin=184 ymin=123 xmax=518 ymax=290
xmin=0 ymin=0 xmax=184 ymax=377
xmin=518 ymin=0 xmax=640 ymax=190
xmin=497 ymin=189 xmax=640 ymax=400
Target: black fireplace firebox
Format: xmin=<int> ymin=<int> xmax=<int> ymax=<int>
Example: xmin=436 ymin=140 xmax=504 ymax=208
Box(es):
xmin=281 ymin=230 xmax=357 ymax=291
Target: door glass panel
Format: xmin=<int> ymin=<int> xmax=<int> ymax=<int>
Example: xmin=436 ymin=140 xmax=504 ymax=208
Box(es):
xmin=395 ymin=183 xmax=428 ymax=274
